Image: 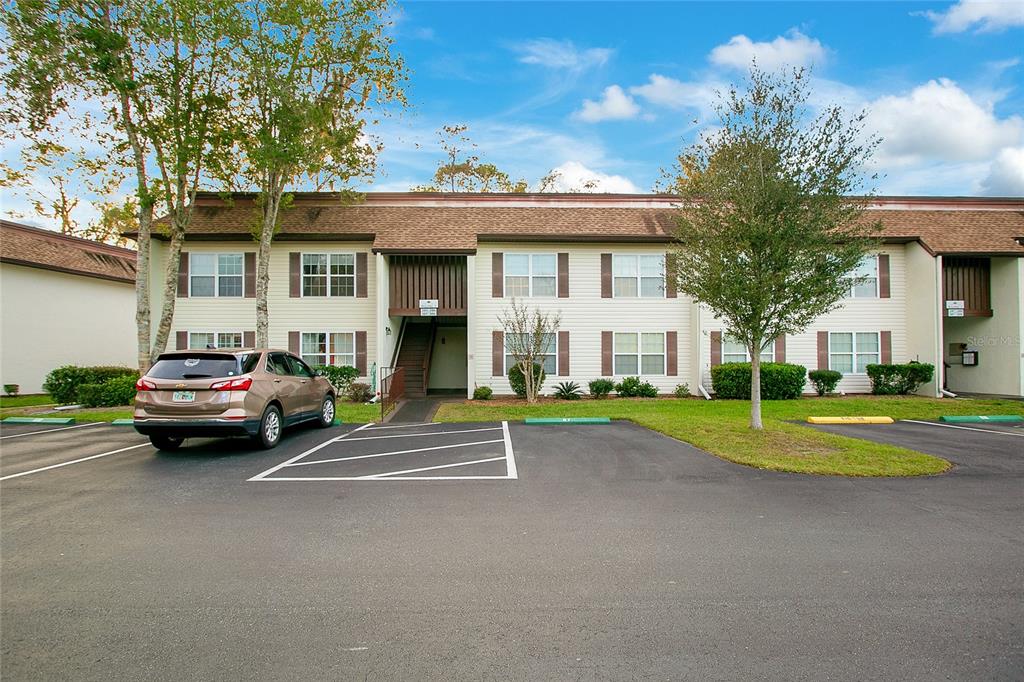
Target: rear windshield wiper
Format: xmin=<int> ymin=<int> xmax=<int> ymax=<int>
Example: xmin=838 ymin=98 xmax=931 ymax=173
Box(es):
xmin=180 ymin=373 xmax=213 ymax=379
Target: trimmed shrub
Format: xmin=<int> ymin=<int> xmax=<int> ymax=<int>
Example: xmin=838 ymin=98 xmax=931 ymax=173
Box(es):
xmin=472 ymin=386 xmax=493 ymax=400
xmin=553 ymin=381 xmax=583 ymax=400
xmin=808 ymin=369 xmax=842 ymax=397
xmin=43 ymin=365 xmax=139 ymax=404
xmin=615 ymin=376 xmax=658 ymax=398
xmin=3 ymin=384 xmax=19 ymax=396
xmin=508 ymin=362 xmax=545 ymax=399
xmin=347 ymin=382 xmax=373 ymax=403
xmin=588 ymin=378 xmax=615 ymax=399
xmin=316 ymin=365 xmax=359 ymax=394
xmin=711 ymin=362 xmax=807 ymax=400
xmin=77 ymin=375 xmax=138 ymax=407
xmin=674 ymin=383 xmax=691 ymax=398
xmin=866 ymin=362 xmax=935 ymax=395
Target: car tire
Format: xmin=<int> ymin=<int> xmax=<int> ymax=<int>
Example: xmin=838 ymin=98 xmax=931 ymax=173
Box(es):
xmin=317 ymin=395 xmax=336 ymax=428
xmin=150 ymin=435 xmax=184 ymax=451
xmin=254 ymin=404 xmax=283 ymax=449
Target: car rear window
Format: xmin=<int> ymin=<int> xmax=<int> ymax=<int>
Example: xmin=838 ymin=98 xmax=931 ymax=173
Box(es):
xmin=149 ymin=354 xmax=242 ymax=380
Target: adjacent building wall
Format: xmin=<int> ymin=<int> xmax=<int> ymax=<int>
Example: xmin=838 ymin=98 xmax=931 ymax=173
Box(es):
xmin=0 ymin=263 xmax=136 ymax=393
xmin=904 ymin=242 xmax=942 ymax=397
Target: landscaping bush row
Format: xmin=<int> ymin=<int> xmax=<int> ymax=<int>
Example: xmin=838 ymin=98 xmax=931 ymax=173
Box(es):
xmin=43 ymin=365 xmax=140 ymax=405
xmin=477 ymin=364 xmax=686 ymax=401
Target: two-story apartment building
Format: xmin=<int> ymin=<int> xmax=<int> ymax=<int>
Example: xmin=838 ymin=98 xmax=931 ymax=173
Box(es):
xmin=142 ymin=193 xmax=1024 ymax=399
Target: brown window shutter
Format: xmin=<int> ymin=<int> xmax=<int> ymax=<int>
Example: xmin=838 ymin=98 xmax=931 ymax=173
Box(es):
xmin=774 ymin=336 xmax=786 ymax=363
xmin=289 ymin=253 xmax=301 ymax=298
xmin=666 ymin=331 xmax=678 ymax=376
xmin=601 ymin=331 xmax=613 ymax=375
xmin=880 ymin=331 xmax=892 ymax=364
xmin=243 ymin=331 xmax=255 ymax=348
xmin=557 ymin=330 xmax=569 ymax=375
xmin=355 ymin=331 xmax=367 ymax=375
xmin=878 ymin=254 xmax=890 ymax=298
xmin=817 ymin=331 xmax=829 ymax=370
xmin=177 ymin=252 xmax=189 ymax=297
xmin=492 ymin=331 xmax=504 ymax=376
xmin=664 ymin=253 xmax=677 ymax=298
xmin=175 ymin=331 xmax=188 ymax=350
xmin=710 ymin=331 xmax=722 ymax=367
xmin=244 ymin=253 xmax=256 ymax=298
xmin=356 ymin=252 xmax=368 ymax=298
xmin=288 ymin=331 xmax=300 ymax=355
xmin=557 ymin=253 xmax=569 ymax=298
xmin=492 ymin=252 xmax=504 ymax=298
xmin=600 ymin=253 xmax=612 ymax=298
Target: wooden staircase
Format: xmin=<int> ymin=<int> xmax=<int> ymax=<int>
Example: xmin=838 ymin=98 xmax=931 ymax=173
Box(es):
xmin=395 ymin=321 xmax=435 ymax=398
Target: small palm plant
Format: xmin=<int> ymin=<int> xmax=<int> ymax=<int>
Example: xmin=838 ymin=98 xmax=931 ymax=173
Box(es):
xmin=553 ymin=381 xmax=583 ymax=400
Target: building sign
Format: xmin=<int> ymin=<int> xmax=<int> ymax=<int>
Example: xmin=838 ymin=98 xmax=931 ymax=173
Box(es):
xmin=945 ymin=300 xmax=965 ymax=309
xmin=947 ymin=308 xmax=965 ymax=317
xmin=420 ymin=307 xmax=437 ymax=317
xmin=419 ymin=299 xmax=439 ymax=316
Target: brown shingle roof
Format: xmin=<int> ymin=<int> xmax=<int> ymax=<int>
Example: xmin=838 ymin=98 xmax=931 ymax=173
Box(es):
xmin=1 ymin=220 xmax=137 ymax=283
xmin=153 ymin=193 xmax=1024 ymax=256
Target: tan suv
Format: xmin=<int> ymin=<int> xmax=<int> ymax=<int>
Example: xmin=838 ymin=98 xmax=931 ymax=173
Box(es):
xmin=133 ymin=349 xmax=336 ymax=451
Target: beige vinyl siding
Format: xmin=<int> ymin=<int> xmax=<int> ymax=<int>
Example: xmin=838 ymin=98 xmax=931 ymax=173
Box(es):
xmin=473 ymin=243 xmax=693 ymax=395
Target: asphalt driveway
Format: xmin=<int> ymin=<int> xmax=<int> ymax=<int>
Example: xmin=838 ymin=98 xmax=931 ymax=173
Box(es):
xmin=1 ymin=418 xmax=1021 ymax=680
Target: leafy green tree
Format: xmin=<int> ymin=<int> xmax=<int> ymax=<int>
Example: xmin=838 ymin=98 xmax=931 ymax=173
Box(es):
xmin=666 ymin=67 xmax=881 ymax=429
xmin=413 ymin=124 xmax=527 ymax=193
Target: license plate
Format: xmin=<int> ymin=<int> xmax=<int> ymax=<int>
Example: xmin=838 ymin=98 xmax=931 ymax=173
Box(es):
xmin=172 ymin=391 xmax=196 ymax=402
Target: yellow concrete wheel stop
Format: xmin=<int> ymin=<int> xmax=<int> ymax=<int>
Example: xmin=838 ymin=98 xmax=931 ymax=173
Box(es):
xmin=807 ymin=416 xmax=894 ymax=424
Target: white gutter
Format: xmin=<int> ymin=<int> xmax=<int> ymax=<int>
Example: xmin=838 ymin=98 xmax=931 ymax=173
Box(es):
xmin=940 ymin=389 xmax=958 ymax=398
xmin=698 ymin=383 xmax=712 ymax=400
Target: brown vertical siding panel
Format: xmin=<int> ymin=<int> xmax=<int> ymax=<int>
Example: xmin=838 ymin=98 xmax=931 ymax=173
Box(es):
xmin=176 ymin=331 xmax=188 ymax=350
xmin=601 ymin=331 xmax=613 ymax=375
xmin=177 ymin=252 xmax=189 ymax=297
xmin=816 ymin=331 xmax=829 ymax=370
xmin=492 ymin=252 xmax=504 ymax=298
xmin=492 ymin=331 xmax=504 ymax=377
xmin=557 ymin=253 xmax=569 ymax=298
xmin=665 ymin=253 xmax=677 ymax=298
xmin=356 ymin=252 xmax=368 ymax=298
xmin=355 ymin=331 xmax=367 ymax=375
xmin=666 ymin=331 xmax=678 ymax=376
xmin=243 ymin=252 xmax=256 ymax=297
xmin=710 ymin=331 xmax=722 ymax=367
xmin=558 ymin=330 xmax=569 ymax=376
xmin=600 ymin=254 xmax=613 ymax=298
xmin=877 ymin=254 xmax=890 ymax=298
xmin=289 ymin=253 xmax=301 ymax=298
xmin=774 ymin=336 xmax=786 ymax=363
xmin=880 ymin=331 xmax=892 ymax=364
xmin=288 ymin=331 xmax=300 ymax=355
xmin=243 ymin=331 xmax=255 ymax=348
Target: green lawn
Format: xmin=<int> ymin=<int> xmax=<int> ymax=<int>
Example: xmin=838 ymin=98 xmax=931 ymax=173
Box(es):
xmin=436 ymin=395 xmax=1024 ymax=477
xmin=0 ymin=394 xmax=55 ymax=409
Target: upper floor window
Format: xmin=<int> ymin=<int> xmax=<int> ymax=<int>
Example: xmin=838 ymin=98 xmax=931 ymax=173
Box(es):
xmin=190 ymin=253 xmax=243 ymax=297
xmin=830 ymin=332 xmax=879 ymax=374
xmin=302 ymin=253 xmax=355 ymax=297
xmin=613 ymin=254 xmax=664 ymax=297
xmin=504 ymin=332 xmax=557 ymax=375
xmin=614 ymin=332 xmax=665 ymax=375
xmin=504 ymin=253 xmax=556 ymax=297
xmin=301 ymin=331 xmax=355 ymax=368
xmin=189 ymin=331 xmax=242 ymax=349
xmin=722 ymin=334 xmax=773 ymax=364
xmin=844 ymin=256 xmax=878 ymax=298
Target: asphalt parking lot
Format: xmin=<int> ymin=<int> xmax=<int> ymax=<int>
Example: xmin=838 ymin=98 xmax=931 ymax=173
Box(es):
xmin=1 ymin=418 xmax=1022 ymax=680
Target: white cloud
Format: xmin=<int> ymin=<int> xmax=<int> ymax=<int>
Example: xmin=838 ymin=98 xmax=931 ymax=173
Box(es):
xmin=629 ymin=74 xmax=722 ymax=113
xmin=512 ymin=39 xmax=612 ymax=71
xmin=868 ymin=78 xmax=1023 ymax=165
xmin=538 ymin=161 xmax=640 ymax=193
xmin=574 ymin=85 xmax=641 ymax=122
xmin=708 ymin=29 xmax=827 ymax=71
xmin=924 ymin=0 xmax=1024 ymax=34
xmin=980 ymin=146 xmax=1024 ymax=195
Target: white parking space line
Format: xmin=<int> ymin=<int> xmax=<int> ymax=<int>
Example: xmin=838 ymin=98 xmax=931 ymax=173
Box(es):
xmin=287 ymin=438 xmax=505 ymax=467
xmin=362 ymin=422 xmax=443 ymax=431
xmin=343 ymin=426 xmax=502 ymax=442
xmin=247 ymin=423 xmax=373 ymax=481
xmin=0 ymin=443 xmax=151 ymax=481
xmin=0 ymin=422 xmax=106 ymax=441
xmin=901 ymin=419 xmax=1024 ymax=438
xmin=362 ymin=456 xmax=507 ymax=479
xmin=502 ymin=421 xmax=518 ymax=479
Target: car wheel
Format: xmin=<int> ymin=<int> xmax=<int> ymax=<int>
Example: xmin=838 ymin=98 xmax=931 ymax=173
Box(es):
xmin=254 ymin=404 xmax=283 ymax=449
xmin=317 ymin=395 xmax=336 ymax=428
xmin=150 ymin=435 xmax=184 ymax=451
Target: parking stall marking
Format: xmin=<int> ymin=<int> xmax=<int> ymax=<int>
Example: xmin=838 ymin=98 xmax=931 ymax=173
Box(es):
xmin=901 ymin=419 xmax=1024 ymax=438
xmin=0 ymin=442 xmax=152 ymax=482
xmin=341 ymin=426 xmax=503 ymax=442
xmin=0 ymin=421 xmax=106 ymax=441
xmin=247 ymin=422 xmax=374 ymax=481
xmin=287 ymin=438 xmax=505 ymax=467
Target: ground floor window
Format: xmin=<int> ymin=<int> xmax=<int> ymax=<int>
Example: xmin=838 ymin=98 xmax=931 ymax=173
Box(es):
xmin=830 ymin=332 xmax=880 ymax=374
xmin=505 ymin=332 xmax=556 ymax=375
xmin=614 ymin=332 xmax=665 ymax=375
xmin=189 ymin=332 xmax=243 ymax=349
xmin=722 ymin=334 xmax=774 ymax=364
xmin=301 ymin=332 xmax=355 ymax=368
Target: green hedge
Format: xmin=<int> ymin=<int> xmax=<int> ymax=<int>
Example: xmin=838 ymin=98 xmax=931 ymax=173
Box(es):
xmin=508 ymin=362 xmax=545 ymax=398
xmin=808 ymin=369 xmax=842 ymax=397
xmin=711 ymin=362 xmax=807 ymax=400
xmin=77 ymin=375 xmax=138 ymax=407
xmin=615 ymin=376 xmax=658 ymax=398
xmin=315 ymin=364 xmax=358 ymax=394
xmin=866 ymin=363 xmax=934 ymax=395
xmin=43 ymin=365 xmax=139 ymax=404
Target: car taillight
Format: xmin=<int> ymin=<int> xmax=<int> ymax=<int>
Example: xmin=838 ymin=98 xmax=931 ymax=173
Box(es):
xmin=210 ymin=377 xmax=253 ymax=391
xmin=136 ymin=378 xmax=157 ymax=391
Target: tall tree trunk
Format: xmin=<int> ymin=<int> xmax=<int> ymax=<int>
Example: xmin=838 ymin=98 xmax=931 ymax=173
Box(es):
xmin=135 ymin=204 xmax=154 ymax=372
xmin=255 ymin=183 xmax=282 ymax=348
xmin=151 ymin=225 xmax=186 ymax=364
xmin=750 ymin=345 xmax=763 ymax=430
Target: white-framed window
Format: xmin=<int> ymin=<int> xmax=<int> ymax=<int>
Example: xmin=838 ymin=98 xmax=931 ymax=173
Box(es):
xmin=722 ymin=334 xmax=774 ymax=364
xmin=844 ymin=255 xmax=879 ymax=298
xmin=829 ymin=332 xmax=880 ymax=374
xmin=613 ymin=254 xmax=665 ymax=298
xmin=300 ymin=332 xmax=355 ymax=368
xmin=188 ymin=331 xmax=243 ymax=349
xmin=613 ymin=332 xmax=665 ymax=376
xmin=190 ymin=253 xmax=244 ymax=297
xmin=302 ymin=253 xmax=356 ymax=297
xmin=504 ymin=332 xmax=557 ymax=375
xmin=504 ymin=253 xmax=556 ymax=297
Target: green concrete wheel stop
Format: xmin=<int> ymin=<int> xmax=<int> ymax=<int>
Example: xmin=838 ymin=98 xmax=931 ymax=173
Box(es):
xmin=3 ymin=417 xmax=75 ymax=425
xmin=524 ymin=417 xmax=611 ymax=425
xmin=939 ymin=415 xmax=1023 ymax=424
xmin=110 ymin=419 xmax=135 ymax=426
